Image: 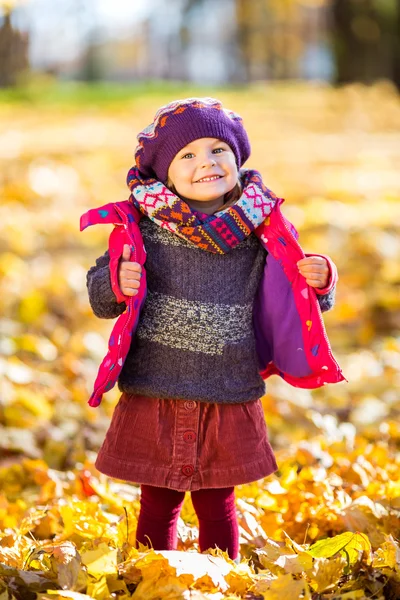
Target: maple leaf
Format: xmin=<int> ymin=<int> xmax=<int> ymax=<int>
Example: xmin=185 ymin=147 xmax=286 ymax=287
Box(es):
xmin=308 ymin=532 xmax=372 ymax=570
xmin=372 ymin=535 xmax=400 ymax=571
xmin=307 ymin=555 xmax=347 ymax=592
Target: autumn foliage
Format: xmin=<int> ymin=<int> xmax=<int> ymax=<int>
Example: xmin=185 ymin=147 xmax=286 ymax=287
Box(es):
xmin=1 ymin=82 xmax=400 ymax=599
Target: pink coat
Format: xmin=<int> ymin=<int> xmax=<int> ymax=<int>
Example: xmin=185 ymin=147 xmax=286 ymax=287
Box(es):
xmin=81 ymin=199 xmax=345 ymax=407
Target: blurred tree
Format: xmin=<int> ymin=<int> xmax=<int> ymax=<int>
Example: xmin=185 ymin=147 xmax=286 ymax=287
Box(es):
xmin=396 ymin=0 xmax=400 ymax=87
xmin=0 ymin=2 xmax=29 ymax=86
xmin=234 ymin=0 xmax=322 ymax=81
xmin=180 ymin=0 xmax=399 ymax=86
xmin=180 ymin=0 xmax=308 ymax=82
xmin=78 ymin=0 xmax=104 ymax=82
xmin=331 ymin=0 xmax=400 ymax=87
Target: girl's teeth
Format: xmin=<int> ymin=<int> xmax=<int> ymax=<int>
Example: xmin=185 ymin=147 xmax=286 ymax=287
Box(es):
xmin=199 ymin=176 xmax=220 ymax=182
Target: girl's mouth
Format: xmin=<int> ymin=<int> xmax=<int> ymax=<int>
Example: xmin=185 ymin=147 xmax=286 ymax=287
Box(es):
xmin=195 ymin=175 xmax=223 ymax=183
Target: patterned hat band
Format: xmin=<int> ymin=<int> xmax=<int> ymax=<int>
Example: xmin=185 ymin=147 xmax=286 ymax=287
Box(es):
xmin=133 ymin=97 xmax=251 ymax=184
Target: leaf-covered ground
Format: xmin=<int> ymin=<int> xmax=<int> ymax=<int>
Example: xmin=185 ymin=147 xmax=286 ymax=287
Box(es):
xmin=1 ymin=81 xmax=400 ymax=599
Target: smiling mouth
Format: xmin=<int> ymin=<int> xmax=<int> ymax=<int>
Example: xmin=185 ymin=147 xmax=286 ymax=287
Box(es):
xmin=194 ymin=175 xmax=223 ymax=183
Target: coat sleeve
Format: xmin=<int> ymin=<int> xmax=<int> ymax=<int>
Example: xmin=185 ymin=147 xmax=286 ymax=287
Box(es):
xmin=86 ymin=251 xmax=127 ymax=319
xmin=316 ymin=286 xmax=336 ymax=313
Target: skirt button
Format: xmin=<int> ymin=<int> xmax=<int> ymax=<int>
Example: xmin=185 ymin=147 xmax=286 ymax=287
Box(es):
xmin=183 ymin=430 xmax=196 ymax=443
xmin=184 ymin=400 xmax=197 ymax=411
xmin=181 ymin=464 xmax=194 ymax=477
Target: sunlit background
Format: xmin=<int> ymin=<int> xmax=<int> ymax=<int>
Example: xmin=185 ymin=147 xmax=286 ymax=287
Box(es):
xmin=4 ymin=0 xmax=400 ymax=85
xmin=1 ymin=0 xmax=400 ymax=577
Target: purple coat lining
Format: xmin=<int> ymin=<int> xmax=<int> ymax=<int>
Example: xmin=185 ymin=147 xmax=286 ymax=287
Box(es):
xmin=253 ymin=253 xmax=312 ymax=377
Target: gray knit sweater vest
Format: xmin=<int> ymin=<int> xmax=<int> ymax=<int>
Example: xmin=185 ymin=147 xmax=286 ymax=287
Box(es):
xmin=86 ymin=217 xmax=336 ymax=403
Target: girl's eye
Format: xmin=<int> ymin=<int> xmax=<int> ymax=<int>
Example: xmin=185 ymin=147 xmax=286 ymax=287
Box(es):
xmin=181 ymin=153 xmax=194 ymax=159
xmin=213 ymin=148 xmax=224 ymax=154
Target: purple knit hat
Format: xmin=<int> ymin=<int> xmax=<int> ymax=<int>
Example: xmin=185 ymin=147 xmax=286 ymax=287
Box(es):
xmin=134 ymin=97 xmax=251 ymax=184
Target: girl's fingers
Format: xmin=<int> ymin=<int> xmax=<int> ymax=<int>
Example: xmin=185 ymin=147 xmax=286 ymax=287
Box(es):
xmin=298 ymin=258 xmax=329 ymax=288
xmin=298 ymin=265 xmax=327 ymax=274
xmin=122 ymin=262 xmax=142 ymax=273
xmin=297 ymin=257 xmax=326 ymax=266
xmin=118 ymin=257 xmax=142 ymax=296
xmin=119 ymin=273 xmax=141 ymax=295
xmin=120 ymin=269 xmax=141 ymax=281
xmin=306 ymin=278 xmax=327 ymax=288
xmin=122 ymin=278 xmax=140 ymax=288
xmin=121 ymin=244 xmax=131 ymax=262
xmin=120 ymin=282 xmax=140 ymax=293
xmin=122 ymin=272 xmax=141 ymax=281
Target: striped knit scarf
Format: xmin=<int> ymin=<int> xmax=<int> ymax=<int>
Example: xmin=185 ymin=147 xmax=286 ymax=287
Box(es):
xmin=127 ymin=166 xmax=278 ymax=254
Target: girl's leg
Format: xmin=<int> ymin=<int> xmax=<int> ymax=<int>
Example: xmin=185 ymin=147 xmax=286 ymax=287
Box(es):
xmin=135 ymin=484 xmax=185 ymax=550
xmin=191 ymin=487 xmax=239 ymax=560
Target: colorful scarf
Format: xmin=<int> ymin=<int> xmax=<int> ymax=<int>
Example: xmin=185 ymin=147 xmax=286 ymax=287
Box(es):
xmin=126 ymin=167 xmax=279 ymax=254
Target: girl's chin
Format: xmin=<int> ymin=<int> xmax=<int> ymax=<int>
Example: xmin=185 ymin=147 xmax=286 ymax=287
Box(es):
xmin=191 ymin=187 xmax=231 ymax=201
xmin=191 ymin=194 xmax=225 ymax=203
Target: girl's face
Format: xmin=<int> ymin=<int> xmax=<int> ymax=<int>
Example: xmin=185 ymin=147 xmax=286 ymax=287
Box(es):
xmin=167 ymin=137 xmax=238 ymax=203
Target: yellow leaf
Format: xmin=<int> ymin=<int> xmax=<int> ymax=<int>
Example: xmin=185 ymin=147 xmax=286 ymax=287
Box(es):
xmin=259 ymin=512 xmax=284 ymax=539
xmin=117 ymin=508 xmax=137 ymax=552
xmin=256 ymin=492 xmax=280 ymax=511
xmin=107 ymin=577 xmax=129 ymax=595
xmin=282 ymin=552 xmax=313 ymax=574
xmin=81 ymin=543 xmax=118 ymax=577
xmin=129 ymin=553 xmax=191 ymax=600
xmin=58 ymin=502 xmax=110 ymax=540
xmin=332 ymin=591 xmax=366 ymax=599
xmin=0 ymin=589 xmax=13 ymax=600
xmin=262 ymin=573 xmax=309 ymax=600
xmin=46 ymin=592 xmax=94 ymax=600
xmin=257 ymin=538 xmax=313 ymax=574
xmin=86 ymin=575 xmax=109 ymax=600
xmin=308 ymin=532 xmax=372 ymax=567
xmin=372 ymin=535 xmax=400 ymax=571
xmin=158 ymin=550 xmax=231 ymax=590
xmin=307 ymin=555 xmax=346 ymax=592
xmin=18 ymin=290 xmax=47 ymax=324
xmin=13 ymin=388 xmax=54 ymax=421
xmin=225 ymin=562 xmax=255 ymax=595
xmin=340 ymin=497 xmax=387 ymax=547
xmin=124 ymin=550 xmax=233 ymax=599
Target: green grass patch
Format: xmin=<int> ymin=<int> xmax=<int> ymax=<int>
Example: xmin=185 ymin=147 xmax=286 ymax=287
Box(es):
xmin=0 ymin=75 xmax=250 ymax=108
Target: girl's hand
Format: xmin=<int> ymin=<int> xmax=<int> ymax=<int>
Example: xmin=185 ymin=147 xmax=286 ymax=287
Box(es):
xmin=297 ymin=256 xmax=329 ymax=289
xmin=118 ymin=244 xmax=142 ymax=296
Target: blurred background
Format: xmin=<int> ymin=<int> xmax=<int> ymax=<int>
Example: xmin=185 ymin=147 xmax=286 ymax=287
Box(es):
xmin=0 ymin=0 xmax=400 ymax=546
xmin=2 ymin=0 xmax=400 ymax=86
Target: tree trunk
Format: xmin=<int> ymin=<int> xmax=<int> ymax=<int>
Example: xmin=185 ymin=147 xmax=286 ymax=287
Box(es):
xmin=394 ymin=0 xmax=400 ymax=88
xmin=0 ymin=12 xmax=29 ymax=87
xmin=331 ymin=0 xmax=399 ymax=85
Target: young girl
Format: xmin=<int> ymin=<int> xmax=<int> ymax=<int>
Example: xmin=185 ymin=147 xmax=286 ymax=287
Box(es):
xmin=82 ymin=97 xmax=344 ymax=563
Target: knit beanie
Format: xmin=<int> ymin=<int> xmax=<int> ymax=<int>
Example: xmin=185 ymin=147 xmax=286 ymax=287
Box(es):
xmin=134 ymin=97 xmax=251 ymax=184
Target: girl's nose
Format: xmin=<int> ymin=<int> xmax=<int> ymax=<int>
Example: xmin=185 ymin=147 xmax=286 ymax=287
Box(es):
xmin=200 ymin=155 xmax=217 ymax=168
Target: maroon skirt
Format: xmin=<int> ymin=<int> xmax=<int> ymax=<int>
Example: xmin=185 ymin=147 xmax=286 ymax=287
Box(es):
xmin=95 ymin=393 xmax=278 ymax=492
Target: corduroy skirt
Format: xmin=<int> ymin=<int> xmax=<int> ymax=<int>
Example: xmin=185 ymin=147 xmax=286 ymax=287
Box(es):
xmin=95 ymin=393 xmax=278 ymax=492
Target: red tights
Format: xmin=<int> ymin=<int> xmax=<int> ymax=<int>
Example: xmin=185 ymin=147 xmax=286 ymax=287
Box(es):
xmin=135 ymin=485 xmax=239 ymax=560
